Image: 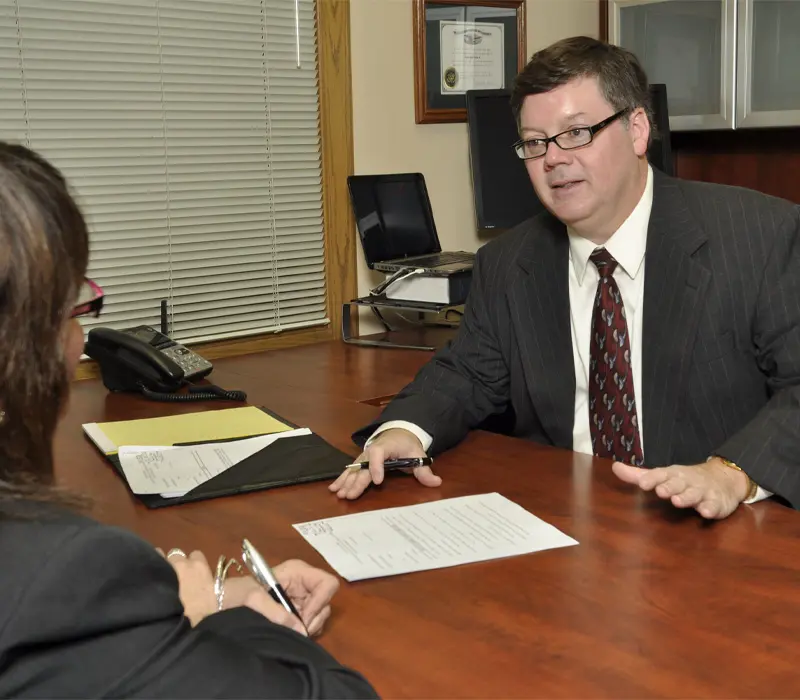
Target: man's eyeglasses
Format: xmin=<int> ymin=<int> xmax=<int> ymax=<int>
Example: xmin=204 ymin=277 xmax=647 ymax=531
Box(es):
xmin=71 ymin=278 xmax=104 ymax=319
xmin=513 ymin=108 xmax=631 ymax=160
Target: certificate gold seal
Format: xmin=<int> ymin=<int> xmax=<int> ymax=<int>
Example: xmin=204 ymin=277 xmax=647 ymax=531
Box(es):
xmin=443 ymin=66 xmax=458 ymax=89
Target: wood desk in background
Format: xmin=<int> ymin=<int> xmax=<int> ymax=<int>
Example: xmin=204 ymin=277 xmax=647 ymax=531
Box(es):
xmin=56 ymin=341 xmax=800 ymax=698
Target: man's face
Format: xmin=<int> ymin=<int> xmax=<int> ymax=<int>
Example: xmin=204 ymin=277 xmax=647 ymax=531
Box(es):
xmin=518 ymin=76 xmax=649 ymax=235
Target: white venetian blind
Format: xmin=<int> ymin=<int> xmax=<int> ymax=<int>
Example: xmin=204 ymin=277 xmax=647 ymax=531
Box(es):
xmin=0 ymin=0 xmax=327 ymax=343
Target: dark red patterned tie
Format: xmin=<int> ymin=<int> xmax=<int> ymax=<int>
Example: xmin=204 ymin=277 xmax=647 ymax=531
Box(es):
xmin=588 ymin=248 xmax=644 ymax=466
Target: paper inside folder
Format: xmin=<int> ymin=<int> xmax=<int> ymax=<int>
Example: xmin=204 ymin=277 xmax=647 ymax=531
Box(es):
xmin=118 ymin=428 xmax=312 ymax=496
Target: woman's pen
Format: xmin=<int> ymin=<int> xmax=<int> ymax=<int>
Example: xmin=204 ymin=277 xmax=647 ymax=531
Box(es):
xmin=344 ymin=456 xmax=433 ymax=472
xmin=241 ymin=538 xmax=309 ymax=636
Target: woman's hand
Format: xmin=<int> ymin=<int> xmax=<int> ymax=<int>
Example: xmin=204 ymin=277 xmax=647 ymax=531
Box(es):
xmin=273 ymin=559 xmax=340 ymax=636
xmin=161 ymin=549 xmax=217 ymax=626
xmin=221 ymin=576 xmax=308 ymax=636
xmin=160 ymin=549 xmax=339 ymax=636
xmin=220 ymin=560 xmax=339 ymax=636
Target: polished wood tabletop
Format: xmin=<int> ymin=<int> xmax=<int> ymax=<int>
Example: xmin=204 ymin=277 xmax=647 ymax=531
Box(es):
xmin=55 ymin=340 xmax=800 ymax=698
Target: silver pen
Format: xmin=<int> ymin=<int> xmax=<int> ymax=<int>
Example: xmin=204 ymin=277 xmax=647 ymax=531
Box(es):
xmin=241 ymin=538 xmax=308 ymax=635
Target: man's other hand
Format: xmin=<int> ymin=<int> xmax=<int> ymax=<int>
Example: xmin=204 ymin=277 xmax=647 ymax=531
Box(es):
xmin=612 ymin=458 xmax=750 ymax=519
xmin=328 ymin=428 xmax=441 ymax=500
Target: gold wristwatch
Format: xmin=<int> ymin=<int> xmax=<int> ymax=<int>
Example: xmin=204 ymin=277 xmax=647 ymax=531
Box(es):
xmin=711 ymin=456 xmax=758 ymax=501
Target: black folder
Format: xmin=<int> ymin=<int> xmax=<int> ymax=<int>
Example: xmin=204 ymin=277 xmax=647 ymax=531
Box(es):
xmin=101 ymin=408 xmax=352 ymax=509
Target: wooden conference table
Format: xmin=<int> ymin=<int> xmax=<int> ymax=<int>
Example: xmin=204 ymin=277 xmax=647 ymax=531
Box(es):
xmin=55 ymin=339 xmax=800 ymax=698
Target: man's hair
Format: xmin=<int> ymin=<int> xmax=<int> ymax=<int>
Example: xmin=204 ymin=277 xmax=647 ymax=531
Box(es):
xmin=0 ymin=142 xmax=89 ymax=514
xmin=510 ymin=36 xmax=655 ymax=140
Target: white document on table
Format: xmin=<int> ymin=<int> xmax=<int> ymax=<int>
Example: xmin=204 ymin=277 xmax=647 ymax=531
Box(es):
xmin=293 ymin=492 xmax=578 ymax=581
xmin=118 ymin=428 xmax=312 ymax=497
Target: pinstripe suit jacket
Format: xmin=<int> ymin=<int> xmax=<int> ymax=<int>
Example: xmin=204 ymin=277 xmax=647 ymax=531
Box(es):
xmin=355 ymin=171 xmax=800 ymax=508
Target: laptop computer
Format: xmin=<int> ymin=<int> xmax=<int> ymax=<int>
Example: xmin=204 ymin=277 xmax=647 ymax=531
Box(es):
xmin=347 ymin=173 xmax=475 ymax=275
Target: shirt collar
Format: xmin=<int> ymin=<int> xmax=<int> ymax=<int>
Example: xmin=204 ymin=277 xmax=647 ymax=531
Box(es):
xmin=568 ymin=165 xmax=654 ymax=285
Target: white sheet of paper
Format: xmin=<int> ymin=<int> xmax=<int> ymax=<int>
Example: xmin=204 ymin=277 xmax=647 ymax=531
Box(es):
xmin=293 ymin=492 xmax=578 ymax=581
xmin=439 ymin=20 xmax=505 ymax=95
xmin=118 ymin=428 xmax=311 ymax=496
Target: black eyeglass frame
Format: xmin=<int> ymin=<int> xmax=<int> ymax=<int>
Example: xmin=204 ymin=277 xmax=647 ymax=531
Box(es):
xmin=512 ymin=108 xmax=631 ymax=160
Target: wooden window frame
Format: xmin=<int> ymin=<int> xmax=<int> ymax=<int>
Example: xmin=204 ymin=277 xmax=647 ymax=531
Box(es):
xmin=74 ymin=0 xmax=355 ymax=381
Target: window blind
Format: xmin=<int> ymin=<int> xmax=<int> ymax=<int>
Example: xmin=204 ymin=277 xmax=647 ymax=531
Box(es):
xmin=0 ymin=0 xmax=327 ymax=344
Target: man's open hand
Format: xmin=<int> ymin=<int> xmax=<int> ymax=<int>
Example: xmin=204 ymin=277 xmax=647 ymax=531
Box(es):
xmin=612 ymin=457 xmax=750 ymax=519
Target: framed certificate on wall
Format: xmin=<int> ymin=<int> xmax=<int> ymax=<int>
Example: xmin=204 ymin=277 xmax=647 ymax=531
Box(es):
xmin=413 ymin=0 xmax=527 ymax=124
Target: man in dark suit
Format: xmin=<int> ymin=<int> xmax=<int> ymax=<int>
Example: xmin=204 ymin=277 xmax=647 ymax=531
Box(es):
xmin=330 ymin=36 xmax=800 ymax=518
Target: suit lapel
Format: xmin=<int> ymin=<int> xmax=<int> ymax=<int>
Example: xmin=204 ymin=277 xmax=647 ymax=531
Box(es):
xmin=512 ymin=214 xmax=575 ymax=449
xmin=641 ymin=173 xmax=710 ymax=466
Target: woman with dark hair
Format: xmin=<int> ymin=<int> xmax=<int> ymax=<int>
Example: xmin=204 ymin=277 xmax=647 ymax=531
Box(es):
xmin=0 ymin=142 xmax=378 ymax=699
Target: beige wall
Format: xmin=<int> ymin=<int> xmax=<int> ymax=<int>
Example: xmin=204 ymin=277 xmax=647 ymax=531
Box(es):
xmin=349 ymin=0 xmax=599 ymax=305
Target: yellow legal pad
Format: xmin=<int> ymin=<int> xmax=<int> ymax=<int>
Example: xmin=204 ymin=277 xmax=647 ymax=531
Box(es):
xmin=82 ymin=406 xmax=292 ymax=455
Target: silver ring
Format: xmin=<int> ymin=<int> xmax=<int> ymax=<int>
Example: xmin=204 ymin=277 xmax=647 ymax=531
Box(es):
xmin=166 ymin=548 xmax=187 ymax=559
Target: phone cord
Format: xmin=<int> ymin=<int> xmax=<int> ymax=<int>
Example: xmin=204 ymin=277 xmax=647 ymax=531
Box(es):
xmin=138 ymin=383 xmax=247 ymax=402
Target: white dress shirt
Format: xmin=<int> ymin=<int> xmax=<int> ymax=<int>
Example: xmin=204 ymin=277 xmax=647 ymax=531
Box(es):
xmin=369 ymin=166 xmax=769 ymax=504
xmin=568 ymin=166 xmax=650 ymax=457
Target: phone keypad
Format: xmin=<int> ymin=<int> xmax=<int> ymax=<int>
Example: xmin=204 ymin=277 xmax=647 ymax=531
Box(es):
xmin=161 ymin=344 xmax=213 ymax=379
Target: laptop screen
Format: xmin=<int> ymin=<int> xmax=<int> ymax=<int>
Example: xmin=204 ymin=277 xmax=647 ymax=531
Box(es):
xmin=348 ymin=173 xmax=441 ymax=265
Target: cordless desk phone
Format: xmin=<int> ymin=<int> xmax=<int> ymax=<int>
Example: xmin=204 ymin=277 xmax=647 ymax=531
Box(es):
xmin=127 ymin=325 xmax=214 ymax=381
xmin=84 ymin=325 xmax=245 ymax=402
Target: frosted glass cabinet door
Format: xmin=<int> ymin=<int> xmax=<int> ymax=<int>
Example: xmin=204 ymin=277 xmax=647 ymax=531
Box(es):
xmin=737 ymin=0 xmax=800 ymax=128
xmin=609 ymin=0 xmax=736 ymax=130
